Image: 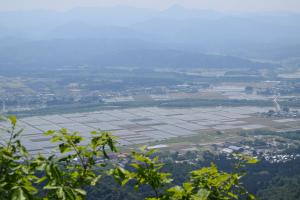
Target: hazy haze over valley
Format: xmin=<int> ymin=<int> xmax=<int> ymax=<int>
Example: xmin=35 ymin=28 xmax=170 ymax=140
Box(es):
xmin=0 ymin=4 xmax=300 ymax=71
xmin=1 ymin=1 xmax=300 ymax=200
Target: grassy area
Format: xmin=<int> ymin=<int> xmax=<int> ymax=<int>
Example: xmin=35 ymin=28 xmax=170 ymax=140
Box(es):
xmin=143 ymin=130 xmax=242 ymax=151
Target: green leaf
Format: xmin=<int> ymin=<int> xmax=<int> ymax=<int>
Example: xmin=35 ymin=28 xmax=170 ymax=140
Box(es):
xmin=44 ymin=186 xmax=61 ymax=190
xmin=91 ymin=175 xmax=102 ymax=186
xmin=183 ymin=182 xmax=193 ymax=192
xmin=247 ymin=158 xmax=258 ymax=164
xmin=74 ymin=188 xmax=87 ymax=196
xmin=8 ymin=115 xmax=17 ymax=127
xmin=36 ymin=176 xmax=47 ymax=184
xmin=196 ymin=189 xmax=210 ymax=200
xmin=247 ymin=194 xmax=256 ymax=200
xmin=44 ymin=130 xmax=56 ymax=136
xmin=11 ymin=187 xmax=27 ymax=200
xmin=59 ymin=143 xmax=71 ymax=153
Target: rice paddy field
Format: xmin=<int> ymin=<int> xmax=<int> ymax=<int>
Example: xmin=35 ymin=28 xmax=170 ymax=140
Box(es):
xmin=1 ymin=106 xmax=300 ymax=154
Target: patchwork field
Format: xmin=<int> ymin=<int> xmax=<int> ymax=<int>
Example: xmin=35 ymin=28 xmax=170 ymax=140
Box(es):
xmin=1 ymin=106 xmax=300 ymax=154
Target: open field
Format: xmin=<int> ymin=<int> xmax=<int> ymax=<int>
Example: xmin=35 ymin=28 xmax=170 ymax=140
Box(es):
xmin=1 ymin=106 xmax=300 ymax=154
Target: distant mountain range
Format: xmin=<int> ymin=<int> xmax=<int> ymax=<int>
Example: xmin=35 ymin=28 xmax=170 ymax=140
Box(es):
xmin=1 ymin=5 xmax=299 ymax=43
xmin=0 ymin=38 xmax=278 ymax=70
xmin=0 ymin=5 xmax=299 ymax=69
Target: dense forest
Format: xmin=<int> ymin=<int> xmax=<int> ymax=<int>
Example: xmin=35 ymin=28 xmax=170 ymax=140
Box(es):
xmin=86 ymin=150 xmax=300 ymax=200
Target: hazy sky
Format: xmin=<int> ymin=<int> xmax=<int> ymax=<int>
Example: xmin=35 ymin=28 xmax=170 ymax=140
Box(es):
xmin=1 ymin=0 xmax=300 ymax=12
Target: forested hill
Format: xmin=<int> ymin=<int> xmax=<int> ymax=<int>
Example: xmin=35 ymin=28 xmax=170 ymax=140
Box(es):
xmin=0 ymin=38 xmax=278 ymax=70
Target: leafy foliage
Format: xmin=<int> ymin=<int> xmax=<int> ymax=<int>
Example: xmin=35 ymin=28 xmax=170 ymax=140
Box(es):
xmin=0 ymin=116 xmax=256 ymax=200
xmin=112 ymin=147 xmax=173 ymax=199
xmin=0 ymin=116 xmax=38 ymax=200
xmin=0 ymin=116 xmax=119 ymax=200
xmin=113 ymin=148 xmax=256 ymax=200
